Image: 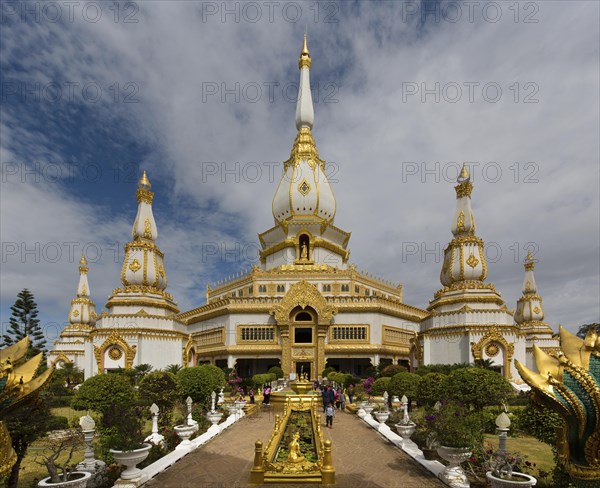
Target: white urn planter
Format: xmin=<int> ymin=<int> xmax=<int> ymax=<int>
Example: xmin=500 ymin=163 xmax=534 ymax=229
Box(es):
xmin=37 ymin=471 xmax=92 ymax=488
xmin=374 ymin=411 xmax=390 ymax=423
xmin=174 ymin=424 xmax=197 ymax=450
xmin=486 ymin=471 xmax=537 ymax=487
xmin=206 ymin=411 xmax=223 ymax=426
xmin=110 ymin=444 xmax=151 ymax=481
xmin=436 ymin=446 xmax=472 ymax=487
xmin=395 ymin=421 xmax=417 ymax=440
xmin=363 ymin=404 xmax=375 ymax=415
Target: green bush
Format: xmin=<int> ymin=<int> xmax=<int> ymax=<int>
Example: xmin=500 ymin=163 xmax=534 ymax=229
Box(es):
xmin=415 ymin=363 xmax=470 ymax=376
xmin=138 ymin=371 xmax=179 ymax=428
xmin=379 ymin=364 xmax=407 ymax=377
xmin=442 ymin=367 xmax=513 ymax=409
xmin=72 ymin=373 xmax=136 ymax=414
xmin=388 ymin=372 xmax=422 ymax=401
xmin=431 ymin=400 xmax=484 ymax=448
xmin=267 ymin=366 xmax=284 ymax=379
xmin=46 ymin=395 xmax=74 ymax=408
xmin=371 ymin=377 xmax=391 ymax=396
xmin=178 ymin=365 xmax=226 ymax=408
xmin=512 ymin=402 xmax=563 ymax=444
xmin=416 ymin=373 xmax=447 ymax=407
xmin=252 ymin=373 xmax=276 ymax=388
xmin=72 ymin=373 xmax=143 ymax=452
xmin=46 ymin=415 xmax=69 ymax=431
xmin=322 ymin=366 xmax=336 ymax=378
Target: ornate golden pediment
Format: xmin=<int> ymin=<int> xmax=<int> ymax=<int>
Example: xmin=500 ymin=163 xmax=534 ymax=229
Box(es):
xmin=270 ymin=280 xmax=337 ymax=324
xmin=470 ymin=326 xmax=514 ymax=378
xmin=93 ymin=331 xmax=136 ymax=371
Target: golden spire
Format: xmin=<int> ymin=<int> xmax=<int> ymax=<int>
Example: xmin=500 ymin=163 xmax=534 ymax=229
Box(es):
xmin=455 ymin=163 xmax=473 ymax=198
xmin=299 ymin=33 xmax=311 ymax=69
xmin=457 ymin=163 xmax=470 ymax=183
xmin=524 ymin=250 xmax=535 ymax=271
xmin=139 ymin=170 xmax=151 ymax=189
xmin=79 ymin=254 xmax=87 ymax=266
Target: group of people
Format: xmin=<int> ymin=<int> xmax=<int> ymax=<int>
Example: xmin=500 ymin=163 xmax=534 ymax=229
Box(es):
xmin=319 ymin=384 xmax=349 ymax=429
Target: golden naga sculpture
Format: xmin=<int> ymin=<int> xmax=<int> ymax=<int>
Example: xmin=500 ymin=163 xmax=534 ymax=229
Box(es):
xmin=515 ymin=326 xmax=600 ymax=486
xmin=0 ymin=337 xmax=55 ymax=477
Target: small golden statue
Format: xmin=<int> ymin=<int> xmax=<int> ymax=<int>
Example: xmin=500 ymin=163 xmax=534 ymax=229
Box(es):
xmin=287 ymin=432 xmax=305 ymax=464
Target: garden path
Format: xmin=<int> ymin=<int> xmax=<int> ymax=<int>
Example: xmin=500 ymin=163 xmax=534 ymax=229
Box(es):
xmin=145 ymin=405 xmax=445 ymax=488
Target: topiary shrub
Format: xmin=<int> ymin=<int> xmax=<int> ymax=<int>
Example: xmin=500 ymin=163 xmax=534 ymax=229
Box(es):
xmin=138 ymin=371 xmax=179 ymax=428
xmin=267 ymin=366 xmax=284 ymax=379
xmin=371 ymin=377 xmax=391 ymax=396
xmin=388 ymin=372 xmax=422 ymax=404
xmin=178 ymin=365 xmax=226 ymax=408
xmin=72 ymin=373 xmax=144 ymax=453
xmin=442 ymin=367 xmax=513 ymax=409
xmin=416 ymin=373 xmax=447 ymax=407
xmin=252 ymin=373 xmax=276 ymax=389
xmin=380 ymin=364 xmax=407 ymax=377
xmin=322 ymin=366 xmax=335 ymax=378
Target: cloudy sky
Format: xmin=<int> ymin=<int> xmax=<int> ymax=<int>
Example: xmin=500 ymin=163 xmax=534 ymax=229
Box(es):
xmin=1 ymin=0 xmax=598 ymax=345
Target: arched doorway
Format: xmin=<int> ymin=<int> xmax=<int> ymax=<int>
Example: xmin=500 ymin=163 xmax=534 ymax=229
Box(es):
xmin=270 ymin=280 xmax=338 ymax=379
xmin=292 ymin=306 xmax=316 ymax=378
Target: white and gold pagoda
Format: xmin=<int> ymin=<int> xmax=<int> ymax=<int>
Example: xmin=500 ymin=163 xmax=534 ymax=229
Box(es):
xmin=49 ymin=37 xmax=557 ymax=380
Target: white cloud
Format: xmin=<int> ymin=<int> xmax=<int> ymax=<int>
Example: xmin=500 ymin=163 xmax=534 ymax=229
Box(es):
xmin=1 ymin=1 xmax=598 ymax=338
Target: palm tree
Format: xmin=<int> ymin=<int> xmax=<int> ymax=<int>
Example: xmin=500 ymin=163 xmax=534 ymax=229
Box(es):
xmin=164 ymin=364 xmax=182 ymax=374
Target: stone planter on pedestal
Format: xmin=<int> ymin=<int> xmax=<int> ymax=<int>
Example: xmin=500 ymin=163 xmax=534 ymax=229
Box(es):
xmin=395 ymin=422 xmax=417 ymax=440
xmin=486 ymin=471 xmax=537 ymax=487
xmin=374 ymin=411 xmax=390 ymax=424
xmin=206 ymin=410 xmax=223 ymax=426
xmin=110 ymin=444 xmax=151 ymax=483
xmin=174 ymin=424 xmax=197 ymax=450
xmin=356 ymin=401 xmax=367 ymax=417
xmin=436 ymin=446 xmax=472 ymax=487
xmin=37 ymin=472 xmax=92 ymax=488
xmin=363 ymin=404 xmax=375 ymax=416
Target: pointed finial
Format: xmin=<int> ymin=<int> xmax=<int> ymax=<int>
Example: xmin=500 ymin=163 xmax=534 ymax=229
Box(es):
xmin=457 ymin=163 xmax=470 ymax=183
xmin=299 ymin=33 xmax=311 ymax=69
xmin=139 ymin=170 xmax=151 ymax=189
xmin=79 ymin=254 xmax=87 ymax=266
xmin=524 ymin=250 xmax=535 ymax=271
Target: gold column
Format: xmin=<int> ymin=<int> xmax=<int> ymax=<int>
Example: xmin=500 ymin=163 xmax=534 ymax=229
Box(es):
xmin=280 ymin=325 xmax=291 ymax=376
xmin=316 ymin=325 xmax=327 ymax=377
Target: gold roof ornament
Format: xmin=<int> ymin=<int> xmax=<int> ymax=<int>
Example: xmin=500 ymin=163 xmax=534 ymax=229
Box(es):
xmin=299 ymin=33 xmax=311 ymax=69
xmin=524 ymin=250 xmax=535 ymax=271
xmin=139 ymin=170 xmax=151 ymax=189
xmin=79 ymin=254 xmax=87 ymax=266
xmin=0 ymin=337 xmax=55 ymax=477
xmin=457 ymin=163 xmax=470 ymax=183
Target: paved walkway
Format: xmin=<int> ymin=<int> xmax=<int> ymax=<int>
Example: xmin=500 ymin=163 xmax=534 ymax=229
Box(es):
xmin=146 ymin=405 xmax=445 ymax=488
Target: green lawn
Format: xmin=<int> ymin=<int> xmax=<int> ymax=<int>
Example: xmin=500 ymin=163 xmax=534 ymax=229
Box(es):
xmin=483 ymin=433 xmax=554 ymax=475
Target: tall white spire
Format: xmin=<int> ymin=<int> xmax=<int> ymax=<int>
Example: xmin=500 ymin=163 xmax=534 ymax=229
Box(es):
xmin=295 ymin=33 xmax=314 ymax=130
xmin=440 ymin=164 xmax=487 ymax=286
xmin=106 ymin=170 xmax=179 ymax=315
xmin=120 ymin=171 xmax=168 ymax=292
xmin=68 ymin=254 xmax=97 ymax=327
xmin=515 ymin=250 xmax=545 ymax=325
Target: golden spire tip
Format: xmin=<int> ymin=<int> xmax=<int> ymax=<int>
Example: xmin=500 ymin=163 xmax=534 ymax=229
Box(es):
xmin=302 ymin=33 xmax=309 ymax=55
xmin=457 ymin=163 xmax=470 ymax=183
xmin=139 ymin=170 xmax=152 ymax=189
xmin=79 ymin=254 xmax=87 ymax=266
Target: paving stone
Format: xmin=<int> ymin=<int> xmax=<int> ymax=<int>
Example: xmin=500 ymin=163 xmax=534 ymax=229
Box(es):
xmin=146 ymin=406 xmax=445 ymax=488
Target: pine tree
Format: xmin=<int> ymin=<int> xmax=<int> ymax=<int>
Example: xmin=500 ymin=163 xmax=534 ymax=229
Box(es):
xmin=1 ymin=288 xmax=46 ymax=356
